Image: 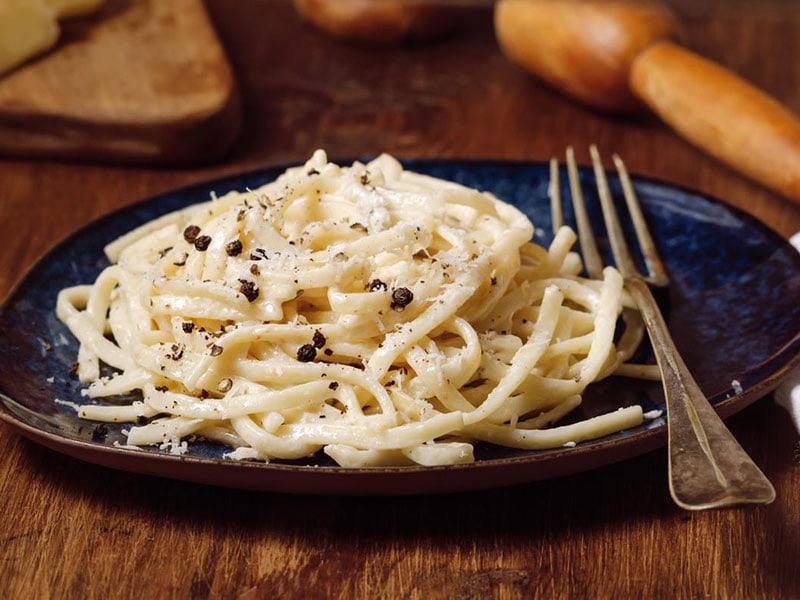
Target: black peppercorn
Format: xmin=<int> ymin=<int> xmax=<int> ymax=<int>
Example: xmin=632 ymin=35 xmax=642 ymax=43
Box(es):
xmin=296 ymin=344 xmax=316 ymax=362
xmin=312 ymin=330 xmax=326 ymax=349
xmin=194 ymin=235 xmax=212 ymax=251
xmin=183 ymin=225 xmax=201 ymax=243
xmin=391 ymin=287 xmax=414 ymax=311
xmin=225 ymin=239 xmax=243 ymax=256
xmin=369 ymin=279 xmax=388 ymax=292
xmin=238 ymin=279 xmax=259 ymax=302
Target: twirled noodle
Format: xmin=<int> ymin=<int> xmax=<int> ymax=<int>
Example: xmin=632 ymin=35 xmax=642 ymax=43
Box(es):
xmin=56 ymin=150 xmax=654 ymax=467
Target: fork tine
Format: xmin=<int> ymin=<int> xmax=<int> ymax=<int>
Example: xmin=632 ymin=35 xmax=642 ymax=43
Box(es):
xmin=565 ymin=146 xmax=604 ymax=279
xmin=590 ymin=145 xmax=639 ymax=279
xmin=612 ymin=153 xmax=670 ymax=286
xmin=548 ymin=157 xmax=564 ymax=231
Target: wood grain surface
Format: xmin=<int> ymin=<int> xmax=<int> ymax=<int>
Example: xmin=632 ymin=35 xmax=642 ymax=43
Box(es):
xmin=0 ymin=0 xmax=241 ymax=165
xmin=2 ymin=1 xmax=800 ymax=598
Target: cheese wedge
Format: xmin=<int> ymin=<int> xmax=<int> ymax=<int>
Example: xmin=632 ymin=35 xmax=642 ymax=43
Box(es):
xmin=0 ymin=0 xmax=59 ymax=76
xmin=0 ymin=0 xmax=105 ymax=76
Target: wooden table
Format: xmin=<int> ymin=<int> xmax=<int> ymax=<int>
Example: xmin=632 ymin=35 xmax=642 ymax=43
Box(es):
xmin=2 ymin=1 xmax=800 ymax=597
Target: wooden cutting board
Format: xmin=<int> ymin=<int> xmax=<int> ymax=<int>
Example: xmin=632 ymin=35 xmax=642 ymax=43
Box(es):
xmin=0 ymin=0 xmax=241 ymax=165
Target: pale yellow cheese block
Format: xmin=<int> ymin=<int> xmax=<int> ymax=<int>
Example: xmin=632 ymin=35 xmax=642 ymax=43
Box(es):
xmin=0 ymin=0 xmax=60 ymax=75
xmin=0 ymin=0 xmax=106 ymax=76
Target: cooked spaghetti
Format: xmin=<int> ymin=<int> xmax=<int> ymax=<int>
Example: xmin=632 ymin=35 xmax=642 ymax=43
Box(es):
xmin=56 ymin=151 xmax=649 ymax=466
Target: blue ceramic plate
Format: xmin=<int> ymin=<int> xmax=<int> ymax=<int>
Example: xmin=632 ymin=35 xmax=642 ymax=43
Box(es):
xmin=1 ymin=160 xmax=799 ymax=495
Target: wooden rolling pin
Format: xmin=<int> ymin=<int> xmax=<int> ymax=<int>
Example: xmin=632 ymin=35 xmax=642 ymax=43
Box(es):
xmin=495 ymin=0 xmax=800 ymax=203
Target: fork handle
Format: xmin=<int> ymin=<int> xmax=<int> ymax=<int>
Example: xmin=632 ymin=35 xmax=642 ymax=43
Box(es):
xmin=626 ymin=279 xmax=776 ymax=510
xmin=630 ymin=41 xmax=800 ymax=204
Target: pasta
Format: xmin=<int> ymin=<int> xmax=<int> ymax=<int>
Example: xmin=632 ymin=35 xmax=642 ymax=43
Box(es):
xmin=56 ymin=150 xmax=653 ymax=467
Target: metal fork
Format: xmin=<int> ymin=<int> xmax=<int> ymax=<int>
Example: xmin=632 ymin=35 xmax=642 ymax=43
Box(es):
xmin=549 ymin=145 xmax=775 ymax=510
